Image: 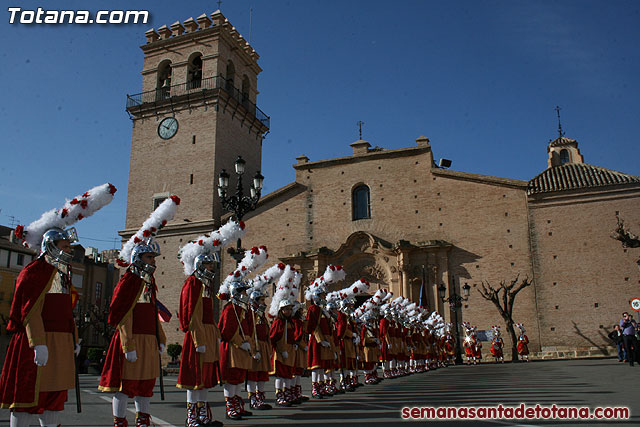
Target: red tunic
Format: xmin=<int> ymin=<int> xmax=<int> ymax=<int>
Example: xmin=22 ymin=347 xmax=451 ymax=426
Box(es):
xmin=306 ymin=304 xmax=333 ymax=370
xmin=269 ymin=318 xmax=295 ymax=378
xmin=336 ymin=312 xmax=356 ymax=370
xmin=0 ymin=258 xmax=73 ymax=411
xmin=99 ymin=271 xmax=164 ymax=397
xmin=517 ymin=335 xmax=529 ymax=355
xmin=248 ymin=312 xmax=271 ymax=382
xmin=177 ymin=275 xmax=220 ymax=389
xmin=292 ymin=317 xmax=307 ymax=375
xmin=490 ymin=337 xmax=503 ymax=358
xmin=218 ymin=303 xmax=254 ymax=385
xmin=379 ymin=318 xmax=392 ymax=361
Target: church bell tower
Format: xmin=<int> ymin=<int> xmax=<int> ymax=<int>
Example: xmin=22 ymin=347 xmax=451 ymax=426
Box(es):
xmin=124 ymin=10 xmax=269 ymax=230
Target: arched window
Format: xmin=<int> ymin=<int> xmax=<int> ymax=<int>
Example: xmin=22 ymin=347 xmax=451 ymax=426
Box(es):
xmin=156 ymin=60 xmax=172 ymax=100
xmin=225 ymin=60 xmax=235 ymax=92
xmin=352 ymin=185 xmax=371 ymax=220
xmin=241 ymin=75 xmax=250 ymax=106
xmin=560 ymin=149 xmax=570 ymax=165
xmin=187 ymin=53 xmax=202 ymax=89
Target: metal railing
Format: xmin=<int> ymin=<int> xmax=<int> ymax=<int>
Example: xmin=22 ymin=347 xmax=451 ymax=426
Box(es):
xmin=126 ymin=75 xmax=270 ymax=128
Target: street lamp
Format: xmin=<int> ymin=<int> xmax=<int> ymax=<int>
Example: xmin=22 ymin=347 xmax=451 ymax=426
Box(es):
xmin=438 ymin=277 xmax=471 ymax=365
xmin=218 ymin=156 xmax=264 ymax=264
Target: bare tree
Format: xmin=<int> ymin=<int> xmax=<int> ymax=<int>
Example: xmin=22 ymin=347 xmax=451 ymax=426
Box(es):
xmin=478 ymin=275 xmax=532 ymax=361
xmin=610 ymin=214 xmax=640 ymax=269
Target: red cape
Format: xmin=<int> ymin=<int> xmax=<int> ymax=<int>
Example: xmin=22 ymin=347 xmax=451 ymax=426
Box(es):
xmin=0 ymin=257 xmax=56 ymax=409
xmin=99 ymin=271 xmax=146 ymax=392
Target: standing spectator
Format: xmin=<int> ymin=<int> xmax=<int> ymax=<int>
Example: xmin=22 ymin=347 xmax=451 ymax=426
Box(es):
xmin=619 ymin=312 xmax=638 ymax=366
xmin=607 ymin=325 xmax=627 ymax=362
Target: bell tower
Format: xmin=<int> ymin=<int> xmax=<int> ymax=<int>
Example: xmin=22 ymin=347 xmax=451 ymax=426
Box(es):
xmin=124 ymin=10 xmax=269 ymax=229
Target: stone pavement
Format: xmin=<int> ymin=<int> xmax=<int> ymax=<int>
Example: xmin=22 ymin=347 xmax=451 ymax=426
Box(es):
xmin=1 ymin=358 xmax=638 ymax=426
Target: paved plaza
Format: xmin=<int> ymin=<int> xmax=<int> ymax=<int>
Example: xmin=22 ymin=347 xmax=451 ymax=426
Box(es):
xmin=2 ymin=358 xmax=638 ymax=426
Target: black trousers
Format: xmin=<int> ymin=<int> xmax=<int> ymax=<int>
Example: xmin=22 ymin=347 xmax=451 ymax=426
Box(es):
xmin=622 ymin=335 xmax=638 ymax=365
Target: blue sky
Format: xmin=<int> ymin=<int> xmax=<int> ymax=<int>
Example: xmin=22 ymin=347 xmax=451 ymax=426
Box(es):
xmin=1 ymin=0 xmax=639 ymax=251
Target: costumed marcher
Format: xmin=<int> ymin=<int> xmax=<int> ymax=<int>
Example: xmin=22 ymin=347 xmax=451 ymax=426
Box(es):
xmin=99 ymin=195 xmax=179 ymax=427
xmin=291 ymin=298 xmax=309 ymax=403
xmin=490 ymin=325 xmax=504 ymax=363
xmin=354 ymin=288 xmax=388 ymax=384
xmin=515 ymin=323 xmax=530 ymax=362
xmin=176 ymin=219 xmax=246 ymax=427
xmin=217 ymin=246 xmax=268 ymax=420
xmin=327 ymin=279 xmax=370 ymax=391
xmin=304 ymin=265 xmax=345 ymax=399
xmin=378 ymin=298 xmax=396 ymax=378
xmin=462 ymin=322 xmax=477 ymax=365
xmin=268 ymin=281 xmax=297 ymax=407
xmin=0 ymin=183 xmax=116 ymax=427
xmin=246 ymin=262 xmax=286 ymax=410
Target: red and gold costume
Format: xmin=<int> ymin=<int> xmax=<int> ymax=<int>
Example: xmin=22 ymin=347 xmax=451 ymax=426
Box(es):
xmin=177 ymin=275 xmax=221 ymax=390
xmin=360 ymin=323 xmax=380 ymax=370
xmin=336 ymin=312 xmax=356 ymax=370
xmin=99 ymin=270 xmax=166 ymax=397
xmin=517 ymin=334 xmax=529 ymax=356
xmin=218 ymin=302 xmax=254 ymax=385
xmin=0 ymin=257 xmax=77 ymax=412
xmin=248 ymin=309 xmax=271 ymax=383
xmin=292 ymin=316 xmax=307 ymax=376
xmin=490 ymin=336 xmax=504 ymax=359
xmin=379 ymin=317 xmax=392 ymax=362
xmin=269 ymin=318 xmax=296 ymax=378
xmin=306 ymin=304 xmax=334 ymax=370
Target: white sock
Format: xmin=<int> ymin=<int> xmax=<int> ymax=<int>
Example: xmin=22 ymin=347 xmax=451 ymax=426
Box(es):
xmin=247 ymin=380 xmax=257 ymax=393
xmin=10 ymin=412 xmax=31 ymax=427
xmin=257 ymin=381 xmax=265 ymax=392
xmin=187 ymin=390 xmax=197 ymax=404
xmin=295 ymin=376 xmax=301 ymax=386
xmin=275 ymin=378 xmax=284 ymax=390
xmin=197 ymin=388 xmax=208 ymax=403
xmin=134 ymin=396 xmax=150 ymax=414
xmin=38 ymin=410 xmax=60 ymax=427
xmin=113 ymin=392 xmax=128 ymax=418
xmin=223 ymin=383 xmax=236 ymax=398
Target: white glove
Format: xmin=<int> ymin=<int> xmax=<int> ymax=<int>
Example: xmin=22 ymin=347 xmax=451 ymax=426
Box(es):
xmin=253 ymin=351 xmax=261 ymax=360
xmin=75 ymin=343 xmax=81 ymax=356
xmin=282 ymin=351 xmax=289 ymax=359
xmin=240 ymin=341 xmax=251 ymax=352
xmin=304 ymin=346 xmax=308 ymax=352
xmin=294 ymin=344 xmax=299 ymax=350
xmin=196 ymin=345 xmax=206 ymax=353
xmin=353 ymin=336 xmax=361 ymax=345
xmin=374 ymin=338 xmax=380 ymax=345
xmin=333 ymin=352 xmax=338 ymax=360
xmin=34 ymin=345 xmax=48 ymax=366
xmin=125 ymin=350 xmax=138 ymax=362
xmin=159 ymin=343 xmax=166 ymax=354
xmin=320 ymin=340 xmax=330 ymax=348
xmin=388 ymin=342 xmax=392 ymax=349
xmin=218 ymin=338 xmax=222 ymax=345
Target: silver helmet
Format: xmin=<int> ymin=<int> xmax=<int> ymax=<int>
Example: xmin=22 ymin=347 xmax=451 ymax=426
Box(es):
xmin=130 ymin=240 xmax=160 ymax=276
xmin=310 ymin=287 xmax=327 ymax=306
xmin=249 ymin=288 xmax=268 ymax=313
xmin=279 ymin=299 xmax=294 ymax=311
xmin=338 ymin=297 xmax=355 ymax=313
xmin=229 ymin=281 xmax=250 ymax=306
xmin=41 ymin=227 xmax=78 ymax=265
xmin=292 ymin=300 xmax=303 ymax=315
xmin=194 ymin=252 xmax=220 ymax=283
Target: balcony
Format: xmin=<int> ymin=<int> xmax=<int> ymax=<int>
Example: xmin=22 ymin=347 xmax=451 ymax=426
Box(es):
xmin=126 ymin=74 xmax=270 ymax=129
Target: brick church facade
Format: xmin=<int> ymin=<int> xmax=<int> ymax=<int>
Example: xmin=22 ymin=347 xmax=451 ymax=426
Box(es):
xmin=121 ymin=11 xmax=640 ymax=360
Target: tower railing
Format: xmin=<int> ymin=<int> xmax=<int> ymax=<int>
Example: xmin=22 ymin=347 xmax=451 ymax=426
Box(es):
xmin=126 ymin=74 xmax=270 ymax=128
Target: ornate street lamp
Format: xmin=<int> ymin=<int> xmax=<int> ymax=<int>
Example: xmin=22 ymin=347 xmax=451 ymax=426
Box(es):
xmin=218 ymin=156 xmax=264 ymax=263
xmin=438 ymin=277 xmax=471 ymax=365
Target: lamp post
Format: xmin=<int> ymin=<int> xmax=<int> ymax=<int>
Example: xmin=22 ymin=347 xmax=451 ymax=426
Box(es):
xmin=217 ymin=156 xmax=264 ymax=264
xmin=438 ymin=277 xmax=471 ymax=365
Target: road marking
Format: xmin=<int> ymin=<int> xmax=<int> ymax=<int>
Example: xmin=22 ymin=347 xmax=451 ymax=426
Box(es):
xmin=82 ymin=389 xmax=177 ymax=427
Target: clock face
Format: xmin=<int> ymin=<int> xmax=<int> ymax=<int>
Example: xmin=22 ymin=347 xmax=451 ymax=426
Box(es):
xmin=158 ymin=117 xmax=178 ymax=140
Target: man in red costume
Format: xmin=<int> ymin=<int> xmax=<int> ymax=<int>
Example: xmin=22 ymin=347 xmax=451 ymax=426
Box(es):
xmin=99 ymin=242 xmax=167 ymax=427
xmin=291 ymin=301 xmax=309 ymax=402
xmin=177 ymin=253 xmax=224 ymax=427
xmin=305 ymin=287 xmax=335 ymax=398
xmin=0 ymin=228 xmax=80 ymax=427
xmin=335 ymin=298 xmax=357 ymax=392
xmin=218 ymin=281 xmax=254 ymax=420
xmin=269 ymin=299 xmax=297 ymax=406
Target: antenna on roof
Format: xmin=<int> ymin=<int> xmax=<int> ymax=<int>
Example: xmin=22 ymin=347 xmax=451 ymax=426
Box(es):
xmin=357 ymin=120 xmax=364 ymax=140
xmin=555 ymin=105 xmax=565 ymax=138
xmin=217 ymin=0 xmax=223 ymax=10
xmin=249 ymin=7 xmax=253 ymax=44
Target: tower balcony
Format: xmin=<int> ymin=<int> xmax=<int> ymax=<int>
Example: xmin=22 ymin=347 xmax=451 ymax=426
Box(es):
xmin=125 ymin=74 xmax=270 ymax=129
